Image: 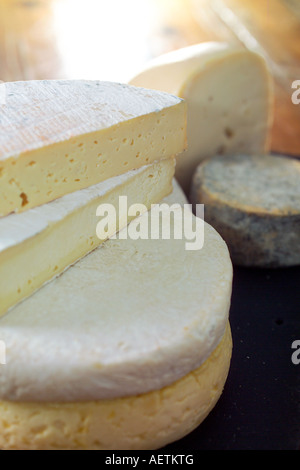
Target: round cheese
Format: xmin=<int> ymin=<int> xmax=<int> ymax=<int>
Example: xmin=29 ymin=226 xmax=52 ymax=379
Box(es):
xmin=190 ymin=154 xmax=300 ymax=267
xmin=0 ymin=324 xmax=232 ymax=450
xmin=0 ymin=182 xmax=233 ymax=403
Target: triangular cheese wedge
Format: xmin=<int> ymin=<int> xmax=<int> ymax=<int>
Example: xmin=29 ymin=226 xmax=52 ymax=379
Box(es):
xmin=0 ymin=80 xmax=186 ymax=216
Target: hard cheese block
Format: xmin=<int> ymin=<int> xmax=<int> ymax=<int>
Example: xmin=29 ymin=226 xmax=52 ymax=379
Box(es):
xmin=0 ymin=80 xmax=186 ymax=216
xmin=190 ymin=154 xmax=300 ymax=267
xmin=130 ymin=42 xmax=273 ymax=192
xmin=0 ymin=158 xmax=175 ymax=317
xmin=0 ymin=185 xmax=233 ymax=403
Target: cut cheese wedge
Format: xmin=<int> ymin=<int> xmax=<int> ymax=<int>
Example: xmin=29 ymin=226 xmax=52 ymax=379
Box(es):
xmin=0 ymin=158 xmax=175 ymax=317
xmin=129 ymin=42 xmax=273 ymax=192
xmin=0 ymin=80 xmax=186 ymax=216
xmin=0 ymin=181 xmax=233 ymax=450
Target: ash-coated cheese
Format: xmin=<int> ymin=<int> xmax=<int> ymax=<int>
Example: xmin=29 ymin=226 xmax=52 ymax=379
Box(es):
xmin=0 ymin=80 xmax=186 ymax=216
xmin=130 ymin=42 xmax=273 ymax=193
xmin=0 ymin=183 xmax=233 ymax=403
xmin=190 ymin=154 xmax=300 ymax=267
xmin=0 ymin=159 xmax=175 ymax=317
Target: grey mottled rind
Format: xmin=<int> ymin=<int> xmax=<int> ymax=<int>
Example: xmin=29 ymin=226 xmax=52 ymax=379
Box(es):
xmin=190 ymin=154 xmax=300 ymax=268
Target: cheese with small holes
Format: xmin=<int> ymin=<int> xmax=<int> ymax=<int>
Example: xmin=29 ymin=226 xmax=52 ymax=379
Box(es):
xmin=190 ymin=154 xmax=300 ymax=267
xmin=0 ymin=80 xmax=186 ymax=216
xmin=0 ymin=158 xmax=175 ymax=317
xmin=0 ymin=182 xmax=233 ymax=450
xmin=130 ymin=42 xmax=273 ymax=192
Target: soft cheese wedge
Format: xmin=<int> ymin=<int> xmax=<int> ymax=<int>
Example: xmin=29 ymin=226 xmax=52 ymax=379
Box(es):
xmin=130 ymin=42 xmax=273 ymax=192
xmin=0 ymin=183 xmax=233 ymax=450
xmin=0 ymin=158 xmax=175 ymax=317
xmin=0 ymin=80 xmax=186 ymax=216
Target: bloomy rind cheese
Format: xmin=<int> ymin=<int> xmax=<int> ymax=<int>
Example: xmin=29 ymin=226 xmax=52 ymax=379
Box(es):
xmin=0 ymin=159 xmax=175 ymax=317
xmin=0 ymin=182 xmax=233 ymax=402
xmin=0 ymin=80 xmax=186 ymax=216
xmin=0 ymin=323 xmax=232 ymax=451
xmin=190 ymin=154 xmax=300 ymax=267
xmin=129 ymin=42 xmax=273 ymax=193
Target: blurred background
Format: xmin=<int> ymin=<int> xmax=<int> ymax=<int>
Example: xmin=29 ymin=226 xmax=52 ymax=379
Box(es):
xmin=0 ymin=0 xmax=299 ymax=156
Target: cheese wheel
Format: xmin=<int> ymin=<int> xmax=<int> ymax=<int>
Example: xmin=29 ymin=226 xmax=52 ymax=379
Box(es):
xmin=0 ymin=324 xmax=232 ymax=450
xmin=190 ymin=154 xmax=300 ymax=267
xmin=129 ymin=42 xmax=273 ymax=193
xmin=0 ymin=182 xmax=233 ymax=449
xmin=0 ymin=80 xmax=186 ymax=216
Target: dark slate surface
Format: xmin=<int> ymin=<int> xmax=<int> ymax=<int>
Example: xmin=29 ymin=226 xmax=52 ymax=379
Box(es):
xmin=163 ymin=265 xmax=300 ymax=450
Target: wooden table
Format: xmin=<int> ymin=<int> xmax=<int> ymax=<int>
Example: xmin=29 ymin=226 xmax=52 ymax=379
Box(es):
xmin=0 ymin=0 xmax=299 ymax=154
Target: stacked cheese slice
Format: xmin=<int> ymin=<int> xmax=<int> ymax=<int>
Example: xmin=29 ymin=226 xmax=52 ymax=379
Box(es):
xmin=0 ymin=80 xmax=186 ymax=316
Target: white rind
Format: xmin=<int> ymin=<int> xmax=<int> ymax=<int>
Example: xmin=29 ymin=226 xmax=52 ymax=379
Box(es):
xmin=130 ymin=42 xmax=236 ymax=95
xmin=0 ymin=182 xmax=233 ymax=402
xmin=0 ymin=80 xmax=183 ymax=160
